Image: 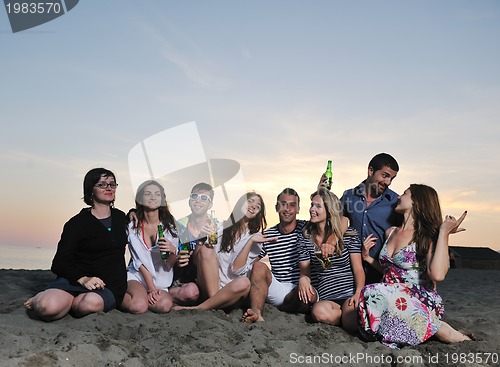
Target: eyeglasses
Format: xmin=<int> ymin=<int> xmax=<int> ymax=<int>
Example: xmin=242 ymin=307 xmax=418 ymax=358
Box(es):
xmin=95 ymin=182 xmax=119 ymax=189
xmin=190 ymin=193 xmax=212 ymax=202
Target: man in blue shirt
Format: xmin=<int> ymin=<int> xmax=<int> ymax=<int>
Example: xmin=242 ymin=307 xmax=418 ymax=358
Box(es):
xmin=340 ymin=153 xmax=401 ymax=284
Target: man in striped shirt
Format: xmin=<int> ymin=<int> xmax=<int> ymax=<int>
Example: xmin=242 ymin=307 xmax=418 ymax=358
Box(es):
xmin=242 ymin=188 xmax=306 ymax=323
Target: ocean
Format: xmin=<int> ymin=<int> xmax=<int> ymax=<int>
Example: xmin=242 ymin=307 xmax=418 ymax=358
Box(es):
xmin=0 ymin=245 xmax=55 ymax=270
xmin=0 ymin=245 xmax=132 ymax=270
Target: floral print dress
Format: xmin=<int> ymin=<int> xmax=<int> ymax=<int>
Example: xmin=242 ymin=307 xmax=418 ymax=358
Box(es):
xmin=358 ymin=230 xmax=444 ymax=349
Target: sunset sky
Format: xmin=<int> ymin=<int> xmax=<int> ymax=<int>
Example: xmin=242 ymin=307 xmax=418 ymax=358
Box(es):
xmin=1 ymin=0 xmax=499 ymax=264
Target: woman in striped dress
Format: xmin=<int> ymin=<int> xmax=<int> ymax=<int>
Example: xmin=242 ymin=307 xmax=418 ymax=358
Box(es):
xmin=297 ymin=188 xmax=365 ymax=333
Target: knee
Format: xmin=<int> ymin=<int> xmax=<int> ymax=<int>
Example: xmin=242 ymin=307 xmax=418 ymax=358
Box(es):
xmin=77 ymin=295 xmax=105 ymax=314
xmin=156 ymin=296 xmax=173 ymax=313
xmin=35 ymin=296 xmax=64 ymax=318
xmin=233 ymin=277 xmax=251 ymax=296
xmin=251 ymin=262 xmax=271 ymax=282
xmin=197 ymin=246 xmax=217 ymax=261
xmin=312 ymin=303 xmax=341 ymax=325
xmin=127 ymin=299 xmax=148 ymax=314
xmin=252 ymin=261 xmax=269 ymax=274
xmin=182 ymin=283 xmax=200 ymax=302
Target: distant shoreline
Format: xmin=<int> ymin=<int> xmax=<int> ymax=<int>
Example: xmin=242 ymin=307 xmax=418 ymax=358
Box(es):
xmin=0 ymin=245 xmax=131 ymax=270
xmin=0 ymin=245 xmax=54 ymax=270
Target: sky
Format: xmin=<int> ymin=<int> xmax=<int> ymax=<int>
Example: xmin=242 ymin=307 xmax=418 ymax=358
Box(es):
xmin=1 ymin=0 xmax=499 ymax=266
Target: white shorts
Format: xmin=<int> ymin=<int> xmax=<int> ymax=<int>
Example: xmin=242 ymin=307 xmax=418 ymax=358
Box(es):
xmin=266 ymin=273 xmax=296 ymax=306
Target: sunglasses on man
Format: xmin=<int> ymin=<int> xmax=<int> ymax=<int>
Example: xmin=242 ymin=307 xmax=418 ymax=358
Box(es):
xmin=190 ymin=193 xmax=212 ymax=202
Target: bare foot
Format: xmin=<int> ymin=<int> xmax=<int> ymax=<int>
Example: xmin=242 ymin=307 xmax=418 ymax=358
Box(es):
xmin=435 ymin=322 xmax=474 ymax=343
xmin=458 ymin=329 xmax=475 ymax=341
xmin=24 ymin=298 xmax=33 ymax=310
xmin=242 ymin=308 xmax=264 ymax=324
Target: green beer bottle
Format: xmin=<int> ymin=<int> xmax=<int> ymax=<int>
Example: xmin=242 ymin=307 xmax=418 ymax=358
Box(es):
xmin=324 ymin=160 xmax=333 ymax=190
xmin=180 ymin=241 xmax=191 ymax=252
xmin=208 ymin=210 xmax=218 ymax=248
xmin=158 ymin=224 xmax=169 ymax=260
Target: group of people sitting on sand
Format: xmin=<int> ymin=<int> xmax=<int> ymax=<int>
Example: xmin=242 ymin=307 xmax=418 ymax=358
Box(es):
xmin=25 ymin=153 xmax=473 ymax=349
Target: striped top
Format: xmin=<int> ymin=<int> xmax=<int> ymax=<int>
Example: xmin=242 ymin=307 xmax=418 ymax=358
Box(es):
xmin=260 ymin=220 xmax=307 ymax=285
xmin=298 ymin=227 xmax=361 ymax=301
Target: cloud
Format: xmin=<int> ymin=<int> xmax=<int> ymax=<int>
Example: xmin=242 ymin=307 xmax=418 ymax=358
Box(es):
xmin=137 ymin=18 xmax=232 ymax=91
xmin=459 ymin=190 xmax=477 ymax=197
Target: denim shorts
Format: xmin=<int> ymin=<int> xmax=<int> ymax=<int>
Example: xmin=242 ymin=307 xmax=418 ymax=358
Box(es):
xmin=47 ymin=277 xmax=116 ymax=312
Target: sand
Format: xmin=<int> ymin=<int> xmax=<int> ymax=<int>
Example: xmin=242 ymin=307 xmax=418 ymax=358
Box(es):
xmin=0 ymin=268 xmax=499 ymax=367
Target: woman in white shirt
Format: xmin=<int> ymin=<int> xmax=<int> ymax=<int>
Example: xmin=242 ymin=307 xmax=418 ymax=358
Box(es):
xmin=121 ymin=180 xmax=178 ymax=314
xmin=175 ymin=192 xmax=276 ymax=311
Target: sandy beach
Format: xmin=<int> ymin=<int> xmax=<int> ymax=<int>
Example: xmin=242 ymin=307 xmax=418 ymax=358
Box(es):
xmin=1 ymin=268 xmax=499 ymax=367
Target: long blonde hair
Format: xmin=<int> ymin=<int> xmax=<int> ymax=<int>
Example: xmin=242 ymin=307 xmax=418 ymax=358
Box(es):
xmin=305 ymin=188 xmax=344 ymax=256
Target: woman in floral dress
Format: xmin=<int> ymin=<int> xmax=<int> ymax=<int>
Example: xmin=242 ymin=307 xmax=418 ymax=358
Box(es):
xmin=358 ymin=184 xmax=472 ymax=348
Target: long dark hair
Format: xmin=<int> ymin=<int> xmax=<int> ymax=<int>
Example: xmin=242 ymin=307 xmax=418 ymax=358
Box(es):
xmin=134 ymin=180 xmax=177 ymax=238
xmin=220 ymin=192 xmax=267 ymax=253
xmin=409 ymin=184 xmax=442 ymax=265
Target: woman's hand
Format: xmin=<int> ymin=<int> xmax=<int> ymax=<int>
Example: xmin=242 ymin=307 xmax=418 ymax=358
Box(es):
xmin=147 ymin=289 xmax=160 ymax=305
xmin=362 ymin=234 xmax=377 ymax=262
xmin=441 ymin=211 xmax=467 ymax=235
xmin=250 ymin=232 xmax=278 ymax=245
xmin=347 ymin=291 xmax=361 ymax=308
xmin=320 ymin=241 xmax=335 ymax=259
xmin=78 ymin=276 xmax=105 ymax=290
xmin=298 ymin=276 xmax=315 ymax=304
xmin=176 ymin=250 xmax=192 ymax=267
xmin=128 ymin=210 xmax=138 ymax=227
xmin=158 ymin=238 xmax=176 ymax=256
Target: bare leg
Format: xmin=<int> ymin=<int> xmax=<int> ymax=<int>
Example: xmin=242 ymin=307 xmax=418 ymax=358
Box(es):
xmin=121 ymin=280 xmax=149 ymax=314
xmin=242 ymin=261 xmax=271 ymax=323
xmin=149 ymin=290 xmax=173 ymax=313
xmin=25 ymin=289 xmax=74 ymax=321
xmin=340 ymin=299 xmax=359 ymax=334
xmin=194 ymin=245 xmax=220 ymax=299
xmin=434 ymin=322 xmax=472 ymax=343
xmin=169 ymin=282 xmax=200 ymax=306
xmin=311 ymin=300 xmax=342 ymax=325
xmin=175 ymin=277 xmax=250 ymax=311
xmin=71 ymin=292 xmax=104 ymax=317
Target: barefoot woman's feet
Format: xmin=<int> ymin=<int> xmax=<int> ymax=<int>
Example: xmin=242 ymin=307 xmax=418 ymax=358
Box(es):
xmin=242 ymin=308 xmax=264 ymax=324
xmin=458 ymin=329 xmax=475 ymax=341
